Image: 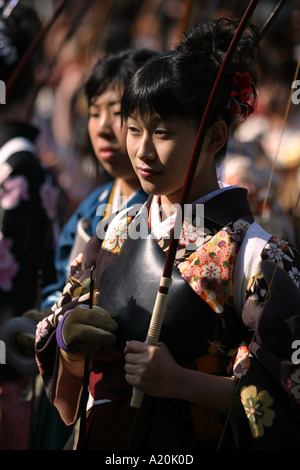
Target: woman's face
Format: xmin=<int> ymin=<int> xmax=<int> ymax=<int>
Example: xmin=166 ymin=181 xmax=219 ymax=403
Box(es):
xmin=126 ymin=113 xmax=219 ymax=207
xmin=88 ymin=87 xmax=136 ymax=181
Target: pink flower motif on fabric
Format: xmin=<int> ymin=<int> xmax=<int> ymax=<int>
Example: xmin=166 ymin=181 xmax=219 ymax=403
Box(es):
xmin=202 ymin=261 xmax=221 ymax=280
xmin=180 ymin=230 xmax=237 ymax=313
xmin=0 ymin=175 xmax=29 ymax=209
xmin=36 ymin=319 xmax=49 ymax=343
xmin=0 ymin=233 xmax=19 ymax=291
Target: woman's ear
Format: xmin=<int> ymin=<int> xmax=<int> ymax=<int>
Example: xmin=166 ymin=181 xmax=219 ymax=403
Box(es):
xmin=204 ymin=120 xmax=228 ymax=155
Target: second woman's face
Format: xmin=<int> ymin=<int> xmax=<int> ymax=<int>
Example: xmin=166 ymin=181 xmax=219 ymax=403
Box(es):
xmin=88 ymin=87 xmax=136 ymax=180
xmin=126 ymin=113 xmax=217 ymax=206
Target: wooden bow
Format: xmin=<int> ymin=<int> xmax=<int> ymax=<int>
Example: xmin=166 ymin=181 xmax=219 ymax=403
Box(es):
xmin=130 ymin=0 xmax=262 ymax=409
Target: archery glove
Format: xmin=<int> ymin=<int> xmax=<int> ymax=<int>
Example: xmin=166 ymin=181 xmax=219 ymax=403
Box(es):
xmin=58 ymin=304 xmax=118 ymax=357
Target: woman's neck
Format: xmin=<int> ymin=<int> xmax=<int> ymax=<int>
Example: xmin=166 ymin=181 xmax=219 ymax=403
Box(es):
xmin=119 ymin=177 xmax=140 ymax=199
xmin=160 ymin=175 xmax=220 ymax=209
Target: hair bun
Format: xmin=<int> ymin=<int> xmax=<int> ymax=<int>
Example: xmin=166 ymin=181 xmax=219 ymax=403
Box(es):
xmin=177 ymin=17 xmax=259 ymax=70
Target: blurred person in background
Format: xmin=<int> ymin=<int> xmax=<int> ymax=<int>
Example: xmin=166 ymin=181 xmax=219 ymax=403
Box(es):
xmin=221 ymin=149 xmax=294 ymax=243
xmin=0 ymin=2 xmax=59 ymax=449
xmin=33 ymin=14 xmax=97 ymax=223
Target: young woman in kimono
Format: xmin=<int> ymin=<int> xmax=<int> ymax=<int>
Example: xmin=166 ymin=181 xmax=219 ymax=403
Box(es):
xmin=35 ymin=18 xmax=300 ymax=450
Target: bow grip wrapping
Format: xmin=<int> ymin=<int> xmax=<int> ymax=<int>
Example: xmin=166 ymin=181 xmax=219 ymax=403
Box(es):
xmin=131 ymin=276 xmax=172 ymax=408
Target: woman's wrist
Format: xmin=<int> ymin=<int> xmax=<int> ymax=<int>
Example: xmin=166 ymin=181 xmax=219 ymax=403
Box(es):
xmin=173 ymin=367 xmax=236 ymax=414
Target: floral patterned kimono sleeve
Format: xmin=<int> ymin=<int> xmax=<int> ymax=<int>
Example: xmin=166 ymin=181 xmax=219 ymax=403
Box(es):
xmin=232 ymin=236 xmax=300 ymax=449
xmin=35 ymin=233 xmax=103 ymax=424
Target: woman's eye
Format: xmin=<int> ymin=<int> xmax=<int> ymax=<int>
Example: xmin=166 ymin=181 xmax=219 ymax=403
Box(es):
xmin=155 ymin=128 xmax=170 ymax=137
xmin=128 ymin=125 xmax=140 ymax=134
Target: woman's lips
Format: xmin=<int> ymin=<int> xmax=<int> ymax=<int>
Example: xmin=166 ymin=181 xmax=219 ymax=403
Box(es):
xmin=137 ymin=167 xmax=161 ymax=179
xmin=99 ymin=147 xmax=116 ymax=160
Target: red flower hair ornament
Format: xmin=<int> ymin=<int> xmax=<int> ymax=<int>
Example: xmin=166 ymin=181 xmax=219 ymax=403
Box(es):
xmin=229 ymin=71 xmax=254 ymax=121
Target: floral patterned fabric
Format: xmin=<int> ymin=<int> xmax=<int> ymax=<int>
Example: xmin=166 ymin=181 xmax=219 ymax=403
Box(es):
xmin=232 ymin=232 xmax=300 ymax=448
xmin=0 ymin=122 xmax=58 ymax=318
xmin=35 ymin=188 xmax=300 ymax=449
xmin=178 ymin=219 xmax=251 ymax=314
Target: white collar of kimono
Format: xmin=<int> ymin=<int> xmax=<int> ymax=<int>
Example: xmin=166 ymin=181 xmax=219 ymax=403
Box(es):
xmin=150 ymin=182 xmax=238 ymax=240
xmin=111 ymin=178 xmax=137 ymax=213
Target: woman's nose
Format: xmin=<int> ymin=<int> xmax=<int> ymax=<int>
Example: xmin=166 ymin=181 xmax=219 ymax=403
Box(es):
xmin=97 ymin=111 xmax=113 ymax=135
xmin=136 ymin=136 xmax=156 ymax=160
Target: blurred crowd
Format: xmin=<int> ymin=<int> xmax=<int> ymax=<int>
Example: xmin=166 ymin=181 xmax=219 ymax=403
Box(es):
xmin=0 ymin=0 xmax=300 ymax=450
xmin=30 ymin=0 xmax=300 ymax=243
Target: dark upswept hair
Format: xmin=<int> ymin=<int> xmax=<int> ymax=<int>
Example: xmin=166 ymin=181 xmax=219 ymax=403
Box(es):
xmin=84 ymin=48 xmax=159 ymax=105
xmin=121 ymin=18 xmax=260 ymax=161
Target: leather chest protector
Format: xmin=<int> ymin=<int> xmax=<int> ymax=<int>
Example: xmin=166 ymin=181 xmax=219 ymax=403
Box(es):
xmin=96 ymin=211 xmax=220 ymax=365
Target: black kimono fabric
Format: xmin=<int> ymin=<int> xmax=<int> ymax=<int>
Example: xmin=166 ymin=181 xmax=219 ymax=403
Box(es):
xmin=36 ymin=189 xmax=300 ymax=450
